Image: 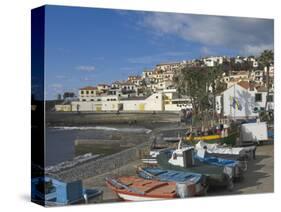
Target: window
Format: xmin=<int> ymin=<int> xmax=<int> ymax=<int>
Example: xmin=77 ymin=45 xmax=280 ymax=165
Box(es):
xmin=81 ymin=91 xmax=84 ymax=94
xmin=267 ymin=95 xmax=273 ymax=102
xmin=91 ymin=91 xmax=94 ymax=94
xmin=255 ymin=93 xmax=262 ymax=102
xmin=156 ymin=96 xmax=158 ymax=99
xmin=82 ymin=99 xmax=86 ymax=102
xmin=90 ymin=99 xmax=94 ymax=101
xmin=86 ymin=91 xmax=89 ymax=94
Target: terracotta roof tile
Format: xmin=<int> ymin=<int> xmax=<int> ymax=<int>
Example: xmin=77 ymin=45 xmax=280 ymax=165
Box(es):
xmin=256 ymin=86 xmax=267 ymax=92
xmin=237 ymin=81 xmax=250 ymax=89
xmin=79 ymin=86 xmax=97 ymax=90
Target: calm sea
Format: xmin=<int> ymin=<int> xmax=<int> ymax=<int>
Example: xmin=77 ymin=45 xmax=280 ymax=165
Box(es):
xmin=45 ymin=126 xmax=151 ymax=166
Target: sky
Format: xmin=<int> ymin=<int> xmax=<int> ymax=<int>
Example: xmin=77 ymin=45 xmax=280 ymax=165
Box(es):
xmin=44 ymin=5 xmax=274 ymax=100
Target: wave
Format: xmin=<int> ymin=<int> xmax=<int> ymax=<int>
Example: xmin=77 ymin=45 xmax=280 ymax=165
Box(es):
xmin=51 ymin=126 xmax=152 ymax=134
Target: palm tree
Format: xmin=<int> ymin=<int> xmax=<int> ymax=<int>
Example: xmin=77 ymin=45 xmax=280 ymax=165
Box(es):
xmin=258 ymin=50 xmax=274 ymax=115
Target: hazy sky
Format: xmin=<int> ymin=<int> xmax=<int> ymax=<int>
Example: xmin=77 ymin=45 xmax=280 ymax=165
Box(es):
xmin=44 ymin=5 xmax=273 ymax=99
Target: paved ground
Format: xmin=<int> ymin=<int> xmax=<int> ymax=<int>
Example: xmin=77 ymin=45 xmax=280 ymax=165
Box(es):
xmin=83 ymin=144 xmax=274 ymax=203
xmin=209 ymin=144 xmax=274 ymax=196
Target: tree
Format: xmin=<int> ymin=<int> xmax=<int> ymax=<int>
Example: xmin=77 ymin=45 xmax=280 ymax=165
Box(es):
xmin=258 ymin=50 xmax=274 ymax=116
xmin=63 ymin=92 xmax=75 ymax=99
xmin=57 ymin=94 xmax=62 ymax=100
xmin=174 ymin=64 xmax=227 ymax=128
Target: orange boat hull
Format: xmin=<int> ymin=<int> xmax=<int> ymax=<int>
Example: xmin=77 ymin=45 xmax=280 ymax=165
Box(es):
xmin=106 ymin=176 xmax=177 ymax=201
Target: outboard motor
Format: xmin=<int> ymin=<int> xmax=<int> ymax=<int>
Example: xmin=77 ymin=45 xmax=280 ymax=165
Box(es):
xmin=176 ymin=182 xmax=196 ymax=198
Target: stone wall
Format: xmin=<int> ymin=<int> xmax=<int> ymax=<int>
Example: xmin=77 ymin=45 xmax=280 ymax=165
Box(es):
xmin=46 ymin=111 xmax=179 ymax=126
xmin=47 ymin=140 xmax=151 ymax=182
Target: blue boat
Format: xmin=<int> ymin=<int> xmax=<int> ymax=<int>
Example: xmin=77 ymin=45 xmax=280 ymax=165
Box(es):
xmin=31 ymin=176 xmax=103 ymax=206
xmin=157 ymin=140 xmax=245 ymax=190
xmin=137 ymin=167 xmax=203 ymax=183
xmin=137 ymin=167 xmax=207 ymax=196
xmin=194 ymin=155 xmax=238 ymax=168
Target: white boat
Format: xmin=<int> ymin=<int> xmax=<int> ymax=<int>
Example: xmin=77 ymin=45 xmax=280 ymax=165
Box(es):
xmin=195 ymin=140 xmax=256 ymax=160
xmin=141 ymin=148 xmax=172 ymax=165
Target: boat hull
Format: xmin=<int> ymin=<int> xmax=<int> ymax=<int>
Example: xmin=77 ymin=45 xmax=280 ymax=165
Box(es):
xmin=137 ymin=167 xmax=207 ymax=196
xmin=115 ymin=191 xmax=171 ymax=201
xmin=185 ymin=133 xmax=237 ymax=146
xmin=105 ymin=176 xmax=177 ymax=201
xmin=156 ymin=152 xmax=231 ymax=188
xmin=186 ymin=135 xmax=221 ymax=141
xmin=195 ymin=140 xmax=256 ymax=161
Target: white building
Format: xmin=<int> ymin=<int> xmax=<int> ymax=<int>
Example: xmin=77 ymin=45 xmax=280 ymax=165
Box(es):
xmin=155 ymin=62 xmax=182 ymax=71
xmin=97 ymin=84 xmax=110 ymax=94
xmin=128 ymin=75 xmax=142 ymax=86
xmin=203 ymin=56 xmax=225 ymax=67
xmin=216 ymin=81 xmax=274 ymax=119
xmin=155 ymin=80 xmax=174 ymax=91
xmin=79 ymin=86 xmax=98 ymax=102
xmin=163 ymin=88 xmax=192 ymax=111
xmin=250 ymin=70 xmax=264 ymax=85
xmin=264 ymin=65 xmax=274 ymax=77
xmin=71 ymin=93 xmax=164 ymax=112
xmin=142 ymin=70 xmax=154 ymax=79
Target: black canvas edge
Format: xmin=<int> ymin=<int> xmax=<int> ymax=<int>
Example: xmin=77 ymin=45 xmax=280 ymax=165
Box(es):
xmin=31 ymin=5 xmax=46 ymax=207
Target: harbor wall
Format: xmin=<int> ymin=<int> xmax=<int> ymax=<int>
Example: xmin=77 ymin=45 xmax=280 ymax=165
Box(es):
xmin=46 ymin=111 xmax=180 ymax=126
xmin=47 ymin=140 xmax=152 ymax=182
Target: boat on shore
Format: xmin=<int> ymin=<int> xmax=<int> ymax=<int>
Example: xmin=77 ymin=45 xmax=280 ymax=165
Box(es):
xmin=156 ymin=139 xmax=244 ymax=189
xmin=105 ymin=176 xmax=177 ymax=201
xmin=137 ymin=167 xmax=207 ymax=196
xmin=157 ymin=149 xmax=231 ymax=189
xmin=195 ymin=140 xmax=256 ymax=160
xmin=185 ymin=132 xmax=237 ymax=146
xmin=163 ymin=133 xmax=237 ymax=146
xmin=31 ymin=176 xmax=103 ymax=206
xmin=141 ymin=148 xmax=173 ymax=165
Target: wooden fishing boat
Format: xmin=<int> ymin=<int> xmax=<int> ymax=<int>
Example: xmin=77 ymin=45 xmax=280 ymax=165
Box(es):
xmin=137 ymin=167 xmax=207 ymax=196
xmin=31 ymin=176 xmax=103 ymax=206
xmin=185 ymin=133 xmax=237 ymax=146
xmin=195 ymin=140 xmax=256 ymax=160
xmin=157 ymin=151 xmax=232 ymax=189
xmin=105 ymin=176 xmax=177 ymax=201
xmin=187 ymin=134 xmax=221 ymax=141
xmin=156 ymin=140 xmax=243 ymax=189
xmin=141 ymin=148 xmax=173 ymax=165
xmin=165 ymin=133 xmax=237 ymax=146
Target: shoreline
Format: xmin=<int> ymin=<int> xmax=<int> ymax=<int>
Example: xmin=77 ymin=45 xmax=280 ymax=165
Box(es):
xmin=46 ymin=111 xmax=181 ymax=128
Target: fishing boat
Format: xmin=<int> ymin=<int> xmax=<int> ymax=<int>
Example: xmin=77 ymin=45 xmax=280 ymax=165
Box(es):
xmin=185 ymin=132 xmax=237 ymax=146
xmin=183 ymin=122 xmax=238 ymax=146
xmin=31 ymin=176 xmax=103 ymax=206
xmin=141 ymin=148 xmax=173 ymax=165
xmin=164 ymin=133 xmax=237 ymax=146
xmin=194 ymin=153 xmax=245 ymax=178
xmin=157 ymin=139 xmax=243 ymax=189
xmin=137 ymin=167 xmax=207 ymax=196
xmin=195 ymin=140 xmax=256 ymax=160
xmin=105 ymin=176 xmax=177 ymax=201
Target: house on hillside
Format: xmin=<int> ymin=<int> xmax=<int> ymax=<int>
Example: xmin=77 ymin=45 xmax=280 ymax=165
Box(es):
xmin=216 ymin=81 xmax=274 ymax=120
